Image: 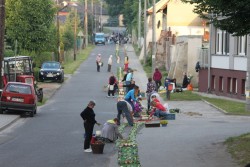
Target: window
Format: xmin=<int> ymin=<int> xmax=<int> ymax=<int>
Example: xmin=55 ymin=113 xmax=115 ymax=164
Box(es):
xmin=241 ymin=79 xmax=245 ymax=95
xmin=215 ymin=29 xmax=229 ymax=55
xmin=219 ymin=76 xmax=223 ymax=92
xmin=237 ymin=36 xmax=247 ymax=56
xmin=227 ymin=77 xmax=231 ymax=93
xmin=232 ymin=78 xmax=237 ymax=94
xmin=211 ymin=75 xmax=215 ymax=90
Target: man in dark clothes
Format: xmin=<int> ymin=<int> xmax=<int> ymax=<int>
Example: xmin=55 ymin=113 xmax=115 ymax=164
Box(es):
xmin=80 ymin=101 xmax=101 ymax=153
xmin=123 ymin=80 xmax=135 ymax=92
xmin=182 ymin=72 xmax=189 ymax=88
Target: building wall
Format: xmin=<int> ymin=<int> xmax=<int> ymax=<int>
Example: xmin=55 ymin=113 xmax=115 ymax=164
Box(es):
xmin=168 ymin=36 xmax=202 ymax=86
xmin=199 ymin=68 xmax=246 ymax=100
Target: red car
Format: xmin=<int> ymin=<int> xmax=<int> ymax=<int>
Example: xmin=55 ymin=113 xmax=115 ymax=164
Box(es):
xmin=0 ymin=82 xmax=37 ymax=117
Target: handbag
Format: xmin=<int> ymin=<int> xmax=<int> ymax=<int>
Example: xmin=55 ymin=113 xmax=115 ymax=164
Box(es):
xmin=98 ymin=62 xmax=102 ymax=66
xmin=109 ymin=84 xmax=114 ymax=91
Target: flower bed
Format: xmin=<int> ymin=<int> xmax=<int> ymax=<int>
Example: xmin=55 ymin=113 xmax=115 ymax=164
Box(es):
xmin=116 ymin=122 xmax=144 ymax=166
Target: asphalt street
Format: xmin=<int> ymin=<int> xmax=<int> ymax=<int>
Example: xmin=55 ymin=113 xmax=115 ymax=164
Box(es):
xmin=0 ymin=43 xmax=250 ymax=167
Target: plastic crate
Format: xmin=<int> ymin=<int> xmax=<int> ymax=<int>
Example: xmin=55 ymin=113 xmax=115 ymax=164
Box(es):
xmin=166 ymin=113 xmax=176 ymax=120
xmin=145 ymin=122 xmax=160 ymax=128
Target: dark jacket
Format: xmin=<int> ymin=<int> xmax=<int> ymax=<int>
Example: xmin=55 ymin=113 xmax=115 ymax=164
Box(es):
xmin=80 ymin=107 xmax=97 ymax=125
xmin=123 ymin=83 xmax=135 ymax=92
xmin=153 ymin=69 xmax=162 ymax=81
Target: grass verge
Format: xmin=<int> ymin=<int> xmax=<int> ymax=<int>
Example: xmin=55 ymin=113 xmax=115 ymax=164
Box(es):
xmin=63 ymin=45 xmax=95 ymax=74
xmin=224 ymin=133 xmax=250 ymax=166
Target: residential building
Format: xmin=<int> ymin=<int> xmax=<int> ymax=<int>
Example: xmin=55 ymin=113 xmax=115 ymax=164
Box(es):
xmin=198 ymin=26 xmax=248 ymax=100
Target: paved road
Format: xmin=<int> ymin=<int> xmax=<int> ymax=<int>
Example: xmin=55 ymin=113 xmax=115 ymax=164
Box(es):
xmin=0 ymin=44 xmax=123 ymax=167
xmin=1 ymin=43 xmax=250 ymax=167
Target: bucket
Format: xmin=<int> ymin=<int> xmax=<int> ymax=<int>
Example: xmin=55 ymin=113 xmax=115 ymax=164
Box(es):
xmin=96 ymin=130 xmax=101 ymax=136
xmin=91 ymin=142 xmax=105 ymax=154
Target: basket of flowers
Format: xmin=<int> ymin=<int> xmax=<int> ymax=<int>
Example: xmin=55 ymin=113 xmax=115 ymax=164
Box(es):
xmin=91 ymin=140 xmax=105 ymax=154
xmin=160 ymin=120 xmax=168 ymax=127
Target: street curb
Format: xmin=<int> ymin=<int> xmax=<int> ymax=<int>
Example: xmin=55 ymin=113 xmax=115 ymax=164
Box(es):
xmin=0 ymin=116 xmax=20 ymax=132
xmin=201 ymin=99 xmax=228 ymax=114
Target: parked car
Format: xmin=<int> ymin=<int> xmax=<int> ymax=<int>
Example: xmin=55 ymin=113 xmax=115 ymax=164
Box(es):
xmin=94 ymin=32 xmax=105 ymax=45
xmin=39 ymin=61 xmax=64 ymax=83
xmin=0 ymin=82 xmax=37 ymax=117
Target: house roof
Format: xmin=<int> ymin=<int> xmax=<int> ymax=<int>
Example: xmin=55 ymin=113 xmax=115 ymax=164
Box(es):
xmin=147 ymin=0 xmax=168 ymax=14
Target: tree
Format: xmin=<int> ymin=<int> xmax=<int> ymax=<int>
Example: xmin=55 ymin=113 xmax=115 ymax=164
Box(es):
xmin=181 ymin=0 xmax=250 ymax=112
xmin=5 ymin=0 xmax=56 ymax=53
xmin=104 ymin=0 xmax=125 ymax=17
xmin=181 ymin=0 xmax=250 ymax=36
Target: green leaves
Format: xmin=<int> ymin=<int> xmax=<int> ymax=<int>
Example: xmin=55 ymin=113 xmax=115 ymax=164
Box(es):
xmin=6 ymin=0 xmax=56 ymax=53
xmin=181 ymin=0 xmax=250 ymax=36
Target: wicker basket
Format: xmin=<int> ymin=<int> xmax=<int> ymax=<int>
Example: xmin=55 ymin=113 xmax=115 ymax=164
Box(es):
xmin=91 ymin=142 xmax=105 ymax=154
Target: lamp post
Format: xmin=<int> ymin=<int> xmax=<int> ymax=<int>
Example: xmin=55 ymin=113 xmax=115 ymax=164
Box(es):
xmin=0 ymin=0 xmax=5 ymax=88
xmin=138 ymin=0 xmax=141 ymax=49
xmin=56 ymin=2 xmax=68 ymax=62
xmin=84 ymin=0 xmax=88 ymax=47
xmin=73 ymin=7 xmax=77 ymax=61
xmin=152 ymin=0 xmax=156 ymax=75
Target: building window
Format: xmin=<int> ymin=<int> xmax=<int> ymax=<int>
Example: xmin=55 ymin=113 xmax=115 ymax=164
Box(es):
xmin=232 ymin=78 xmax=237 ymax=94
xmin=215 ymin=29 xmax=229 ymax=55
xmin=227 ymin=77 xmax=231 ymax=93
xmin=241 ymin=79 xmax=245 ymax=95
xmin=211 ymin=75 xmax=215 ymax=90
xmin=219 ymin=76 xmax=223 ymax=92
xmin=237 ymin=36 xmax=247 ymax=56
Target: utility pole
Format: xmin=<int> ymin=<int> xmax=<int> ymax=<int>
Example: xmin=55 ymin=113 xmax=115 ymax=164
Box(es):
xmin=143 ymin=0 xmax=147 ymax=64
xmin=100 ymin=0 xmax=102 ymax=32
xmin=138 ymin=0 xmax=141 ymax=49
xmin=84 ymin=0 xmax=88 ymax=47
xmin=0 ymin=0 xmax=6 ymax=88
xmin=73 ymin=8 xmax=77 ymax=61
xmin=246 ymin=35 xmax=250 ymax=112
xmin=152 ymin=0 xmax=156 ymax=75
xmin=91 ymin=0 xmax=93 ymax=38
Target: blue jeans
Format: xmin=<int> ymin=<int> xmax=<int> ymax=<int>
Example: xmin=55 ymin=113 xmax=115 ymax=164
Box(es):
xmin=125 ymin=81 xmax=131 ymax=93
xmin=117 ymin=101 xmax=133 ymax=126
xmin=154 ymin=109 xmax=167 ymax=119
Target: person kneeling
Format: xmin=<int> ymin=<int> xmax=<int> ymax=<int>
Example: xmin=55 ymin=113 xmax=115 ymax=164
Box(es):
xmin=150 ymin=101 xmax=168 ymax=120
xmin=101 ymin=118 xmax=123 ymax=143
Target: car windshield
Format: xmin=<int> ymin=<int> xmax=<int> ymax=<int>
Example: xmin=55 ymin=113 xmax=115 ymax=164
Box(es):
xmin=6 ymin=84 xmax=31 ymax=94
xmin=42 ymin=62 xmax=60 ymax=69
xmin=96 ymin=35 xmax=104 ymax=38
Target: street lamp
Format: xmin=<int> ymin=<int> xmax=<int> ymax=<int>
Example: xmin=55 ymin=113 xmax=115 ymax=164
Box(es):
xmin=56 ymin=1 xmax=68 ymax=62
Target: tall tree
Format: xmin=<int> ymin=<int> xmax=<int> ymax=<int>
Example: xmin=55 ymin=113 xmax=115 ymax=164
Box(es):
xmin=5 ymin=0 xmax=56 ymax=53
xmin=182 ymin=0 xmax=250 ymax=111
xmin=181 ymin=0 xmax=250 ymax=36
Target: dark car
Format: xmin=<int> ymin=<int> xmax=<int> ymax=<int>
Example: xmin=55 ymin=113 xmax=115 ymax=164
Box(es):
xmin=39 ymin=61 xmax=64 ymax=83
xmin=0 ymin=82 xmax=37 ymax=117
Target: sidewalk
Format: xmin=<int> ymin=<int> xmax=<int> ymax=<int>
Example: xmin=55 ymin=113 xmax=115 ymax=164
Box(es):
xmin=121 ymin=44 xmax=249 ymax=167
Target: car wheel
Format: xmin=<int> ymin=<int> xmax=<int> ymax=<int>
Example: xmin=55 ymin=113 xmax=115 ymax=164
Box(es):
xmin=30 ymin=110 xmax=34 ymax=117
xmin=0 ymin=108 xmax=3 ymax=114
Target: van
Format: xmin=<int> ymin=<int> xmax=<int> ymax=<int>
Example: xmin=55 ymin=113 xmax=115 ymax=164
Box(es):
xmin=94 ymin=33 xmax=105 ymax=45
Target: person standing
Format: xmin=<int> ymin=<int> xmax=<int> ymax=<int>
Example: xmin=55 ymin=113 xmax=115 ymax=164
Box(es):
xmin=107 ymin=73 xmax=117 ymax=97
xmin=101 ymin=118 xmax=123 ymax=142
xmin=117 ymin=96 xmax=134 ymax=126
xmin=153 ymin=68 xmax=162 ymax=92
xmin=96 ymin=54 xmax=102 ymax=72
xmin=164 ymin=78 xmax=171 ymax=100
xmin=182 ymin=72 xmax=189 ymax=88
xmin=80 ymin=101 xmax=101 ymax=153
xmin=146 ymin=77 xmax=156 ymax=111
xmin=124 ymin=56 xmax=129 ymax=72
xmin=125 ymin=69 xmax=133 ymax=93
xmin=107 ymin=55 xmax=113 ymax=72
